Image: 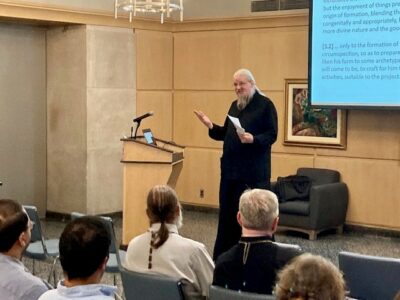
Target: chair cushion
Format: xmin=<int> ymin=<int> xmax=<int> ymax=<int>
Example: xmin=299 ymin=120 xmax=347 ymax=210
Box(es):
xmin=297 ymin=168 xmax=340 ymax=185
xmin=279 ymin=201 xmax=310 ymax=216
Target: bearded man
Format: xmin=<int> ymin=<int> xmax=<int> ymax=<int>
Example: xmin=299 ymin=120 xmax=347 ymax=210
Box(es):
xmin=194 ymin=68 xmax=278 ymax=260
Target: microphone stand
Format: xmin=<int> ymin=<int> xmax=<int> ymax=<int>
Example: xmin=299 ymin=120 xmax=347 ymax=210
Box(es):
xmin=133 ymin=120 xmax=141 ymax=139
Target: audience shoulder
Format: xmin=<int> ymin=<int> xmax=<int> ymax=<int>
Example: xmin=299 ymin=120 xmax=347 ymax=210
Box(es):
xmin=16 ymin=264 xmax=50 ymax=299
xmin=37 ymin=289 xmax=57 ymax=300
xmin=179 ymin=236 xmax=213 ymax=266
xmin=128 ymin=232 xmax=149 ymax=245
xmin=180 ymin=235 xmax=209 ymax=253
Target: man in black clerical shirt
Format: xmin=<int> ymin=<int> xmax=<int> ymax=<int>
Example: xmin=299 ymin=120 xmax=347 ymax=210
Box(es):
xmin=213 ymin=189 xmax=301 ymax=295
xmin=194 ymin=69 xmax=278 ymax=260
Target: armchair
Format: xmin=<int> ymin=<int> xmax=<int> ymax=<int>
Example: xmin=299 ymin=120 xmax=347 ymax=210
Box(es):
xmin=272 ymin=168 xmax=348 ymax=240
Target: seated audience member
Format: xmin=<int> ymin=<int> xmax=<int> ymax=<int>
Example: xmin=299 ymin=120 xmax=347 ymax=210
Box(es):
xmin=125 ymin=184 xmax=214 ymax=299
xmin=213 ymin=189 xmax=301 ymax=294
xmin=0 ymin=199 xmax=51 ymax=300
xmin=39 ymin=216 xmax=117 ymax=300
xmin=275 ymin=253 xmax=346 ymax=300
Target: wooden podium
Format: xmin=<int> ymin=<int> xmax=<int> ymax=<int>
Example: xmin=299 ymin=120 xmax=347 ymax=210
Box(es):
xmin=120 ymin=137 xmax=185 ymax=245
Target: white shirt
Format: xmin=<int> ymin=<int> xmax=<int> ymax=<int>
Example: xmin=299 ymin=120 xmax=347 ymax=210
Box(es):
xmin=125 ymin=223 xmax=214 ymax=299
xmin=0 ymin=252 xmax=50 ymax=300
xmin=38 ymin=281 xmax=117 ymax=300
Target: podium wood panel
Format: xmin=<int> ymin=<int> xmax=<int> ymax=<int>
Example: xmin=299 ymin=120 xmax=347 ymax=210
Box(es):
xmin=121 ymin=138 xmax=184 ymax=245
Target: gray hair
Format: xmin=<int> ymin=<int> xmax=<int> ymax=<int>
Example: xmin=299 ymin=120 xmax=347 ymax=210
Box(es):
xmin=234 ymin=68 xmax=256 ymax=84
xmin=239 ymin=189 xmax=279 ymax=230
xmin=233 ymin=68 xmax=265 ymax=96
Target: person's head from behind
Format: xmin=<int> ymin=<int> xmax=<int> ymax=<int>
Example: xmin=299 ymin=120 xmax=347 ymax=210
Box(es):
xmin=275 ymin=253 xmax=346 ymax=300
xmin=0 ymin=199 xmax=32 ymax=257
xmin=59 ymin=216 xmax=110 ymax=283
xmin=233 ymin=68 xmax=257 ymax=110
xmin=237 ymin=189 xmax=279 ymax=235
xmin=146 ymin=184 xmax=182 ymax=249
xmin=394 ymin=291 xmax=400 ymax=300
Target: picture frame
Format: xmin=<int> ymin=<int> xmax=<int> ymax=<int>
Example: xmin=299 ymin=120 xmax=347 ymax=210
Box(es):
xmin=284 ymin=79 xmax=347 ymax=149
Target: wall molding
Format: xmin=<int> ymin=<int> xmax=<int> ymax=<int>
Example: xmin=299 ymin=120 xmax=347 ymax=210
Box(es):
xmin=0 ymin=2 xmax=308 ymax=32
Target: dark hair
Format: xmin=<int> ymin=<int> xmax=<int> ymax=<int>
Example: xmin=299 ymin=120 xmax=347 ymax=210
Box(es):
xmin=59 ymin=216 xmax=110 ymax=280
xmin=0 ymin=199 xmax=29 ymax=252
xmin=146 ymin=185 xmax=179 ymax=249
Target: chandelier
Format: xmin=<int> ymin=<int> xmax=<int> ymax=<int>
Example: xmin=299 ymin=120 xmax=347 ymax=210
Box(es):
xmin=114 ymin=0 xmax=184 ymax=24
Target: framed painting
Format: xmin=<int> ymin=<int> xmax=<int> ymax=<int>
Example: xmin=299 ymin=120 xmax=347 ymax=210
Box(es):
xmin=284 ymin=79 xmax=347 ymax=149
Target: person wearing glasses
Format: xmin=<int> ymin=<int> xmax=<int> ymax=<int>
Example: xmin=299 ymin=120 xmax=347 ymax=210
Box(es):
xmin=0 ymin=199 xmax=51 ymax=300
xmin=194 ymin=68 xmax=278 ymax=260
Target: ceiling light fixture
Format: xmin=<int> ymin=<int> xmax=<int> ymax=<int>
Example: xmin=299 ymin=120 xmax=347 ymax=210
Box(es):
xmin=114 ymin=0 xmax=183 ymax=24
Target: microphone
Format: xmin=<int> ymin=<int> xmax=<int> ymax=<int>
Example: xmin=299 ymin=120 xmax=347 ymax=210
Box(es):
xmin=133 ymin=111 xmax=154 ymax=123
xmin=132 ymin=111 xmax=154 ymax=139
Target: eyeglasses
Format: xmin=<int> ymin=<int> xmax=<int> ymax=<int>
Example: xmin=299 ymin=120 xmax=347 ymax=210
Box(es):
xmin=234 ymin=81 xmax=250 ymax=88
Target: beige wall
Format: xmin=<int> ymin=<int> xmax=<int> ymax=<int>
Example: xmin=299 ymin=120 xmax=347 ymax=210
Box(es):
xmin=47 ymin=25 xmax=135 ymax=214
xmin=135 ymin=30 xmax=173 ymax=141
xmin=171 ymin=20 xmax=311 ymax=207
xmin=86 ymin=25 xmax=135 ymax=214
xmin=0 ymin=24 xmax=47 ymax=214
xmin=1 ymin=6 xmax=398 ymax=230
xmin=136 ymin=15 xmax=400 ymax=230
xmin=47 ymin=25 xmax=87 ymax=214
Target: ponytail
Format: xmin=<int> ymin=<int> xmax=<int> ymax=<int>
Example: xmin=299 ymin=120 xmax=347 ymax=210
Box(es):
xmin=146 ymin=185 xmax=180 ymax=269
xmin=152 ymin=222 xmax=169 ymax=249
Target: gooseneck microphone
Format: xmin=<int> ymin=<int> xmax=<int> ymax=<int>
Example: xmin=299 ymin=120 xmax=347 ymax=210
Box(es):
xmin=133 ymin=111 xmax=154 ymax=139
xmin=133 ymin=111 xmax=154 ymax=123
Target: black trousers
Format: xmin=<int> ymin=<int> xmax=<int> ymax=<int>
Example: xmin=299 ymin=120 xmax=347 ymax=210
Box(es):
xmin=213 ymin=177 xmax=270 ymax=260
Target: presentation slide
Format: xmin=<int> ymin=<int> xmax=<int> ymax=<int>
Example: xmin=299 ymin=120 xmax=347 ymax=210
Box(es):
xmin=310 ymin=0 xmax=400 ymax=108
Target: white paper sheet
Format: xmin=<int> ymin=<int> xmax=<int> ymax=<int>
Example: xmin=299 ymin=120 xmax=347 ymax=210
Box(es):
xmin=228 ymin=115 xmax=245 ymax=134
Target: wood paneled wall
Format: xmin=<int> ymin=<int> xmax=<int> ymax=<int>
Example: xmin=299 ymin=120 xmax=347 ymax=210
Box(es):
xmin=1 ymin=2 xmax=398 ymax=230
xmin=136 ymin=14 xmax=400 ymax=231
xmin=136 ymin=30 xmax=173 ymax=141
xmin=2 ymin=2 xmax=397 ymax=230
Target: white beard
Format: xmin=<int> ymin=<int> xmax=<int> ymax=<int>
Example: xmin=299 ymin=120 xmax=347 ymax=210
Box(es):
xmin=237 ymin=89 xmax=256 ymax=110
xmin=237 ymin=95 xmax=251 ymax=110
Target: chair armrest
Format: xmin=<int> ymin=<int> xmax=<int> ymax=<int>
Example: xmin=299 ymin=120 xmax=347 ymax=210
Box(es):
xmin=308 ymin=182 xmax=349 ymax=228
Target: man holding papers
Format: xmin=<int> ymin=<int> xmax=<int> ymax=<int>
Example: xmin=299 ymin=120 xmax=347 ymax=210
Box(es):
xmin=194 ymin=68 xmax=278 ymax=259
